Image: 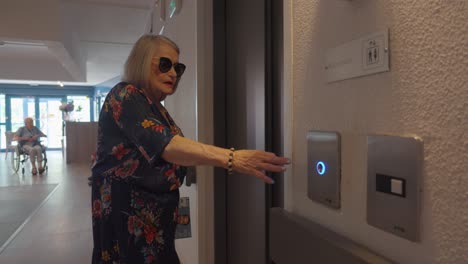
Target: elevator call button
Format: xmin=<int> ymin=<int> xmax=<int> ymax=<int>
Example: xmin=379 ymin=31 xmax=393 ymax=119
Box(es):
xmin=307 ymin=131 xmax=341 ymax=209
xmin=316 ymin=161 xmax=326 ymax=175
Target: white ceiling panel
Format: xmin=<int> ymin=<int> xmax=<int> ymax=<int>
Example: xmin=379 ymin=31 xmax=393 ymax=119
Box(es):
xmin=85 ymin=41 xmax=133 ymax=83
xmin=0 ymin=0 xmax=153 ymax=85
xmin=62 ymin=0 xmax=153 ymax=9
xmin=63 ymin=1 xmax=151 ymax=44
xmin=0 ymin=44 xmax=74 ymax=81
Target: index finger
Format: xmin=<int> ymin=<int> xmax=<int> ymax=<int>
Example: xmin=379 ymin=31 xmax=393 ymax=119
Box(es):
xmin=268 ymin=155 xmax=290 ymax=165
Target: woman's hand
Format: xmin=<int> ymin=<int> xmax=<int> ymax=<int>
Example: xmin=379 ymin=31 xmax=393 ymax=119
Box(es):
xmin=232 ymin=150 xmax=290 ymax=184
xmin=161 ymin=136 xmax=290 ymax=184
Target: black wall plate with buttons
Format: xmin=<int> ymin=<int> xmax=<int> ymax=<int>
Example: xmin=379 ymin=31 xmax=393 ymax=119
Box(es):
xmin=376 ymin=173 xmax=406 ymax=198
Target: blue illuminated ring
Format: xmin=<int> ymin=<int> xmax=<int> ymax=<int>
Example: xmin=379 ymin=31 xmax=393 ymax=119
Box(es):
xmin=316 ymin=161 xmax=326 ymax=175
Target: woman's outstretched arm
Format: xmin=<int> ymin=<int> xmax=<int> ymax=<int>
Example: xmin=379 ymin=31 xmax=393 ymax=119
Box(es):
xmin=162 ymin=135 xmax=289 ymax=184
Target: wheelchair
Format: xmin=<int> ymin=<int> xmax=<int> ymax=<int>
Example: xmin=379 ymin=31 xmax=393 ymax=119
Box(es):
xmin=11 ymin=142 xmax=48 ymax=175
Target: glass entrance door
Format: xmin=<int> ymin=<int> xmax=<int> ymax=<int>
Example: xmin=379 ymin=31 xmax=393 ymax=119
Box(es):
xmin=7 ymin=96 xmax=65 ymax=149
xmin=0 ymin=94 xmax=6 ymax=150
xmin=10 ymin=96 xmax=36 ymax=132
xmin=38 ymin=97 xmax=64 ymax=148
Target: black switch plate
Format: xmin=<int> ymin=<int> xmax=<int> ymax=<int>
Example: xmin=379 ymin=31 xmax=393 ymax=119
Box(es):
xmin=376 ymin=173 xmax=406 ymax=197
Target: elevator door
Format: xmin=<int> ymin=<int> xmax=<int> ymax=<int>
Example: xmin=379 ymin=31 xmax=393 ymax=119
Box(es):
xmin=214 ymin=0 xmax=283 ymax=263
xmin=225 ymin=0 xmax=267 ymax=263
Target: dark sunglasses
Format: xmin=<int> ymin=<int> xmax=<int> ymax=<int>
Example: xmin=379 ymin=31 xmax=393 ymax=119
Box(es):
xmin=157 ymin=57 xmax=186 ymax=77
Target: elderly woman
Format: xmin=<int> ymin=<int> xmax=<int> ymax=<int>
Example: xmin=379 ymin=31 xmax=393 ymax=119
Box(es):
xmin=90 ymin=35 xmax=289 ymax=264
xmin=14 ymin=117 xmax=47 ymax=175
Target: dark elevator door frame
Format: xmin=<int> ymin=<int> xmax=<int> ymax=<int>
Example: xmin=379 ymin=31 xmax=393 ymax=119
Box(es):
xmin=213 ymin=1 xmax=283 ymax=263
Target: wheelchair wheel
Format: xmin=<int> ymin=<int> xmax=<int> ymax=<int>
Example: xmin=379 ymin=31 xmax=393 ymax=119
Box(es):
xmin=11 ymin=147 xmax=20 ymax=173
xmin=41 ymin=151 xmax=48 ymax=173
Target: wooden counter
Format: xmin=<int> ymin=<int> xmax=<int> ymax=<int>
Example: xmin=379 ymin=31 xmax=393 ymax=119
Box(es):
xmin=65 ymin=121 xmax=98 ymax=164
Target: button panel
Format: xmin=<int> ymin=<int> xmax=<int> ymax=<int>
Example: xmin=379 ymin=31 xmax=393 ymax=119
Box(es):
xmin=307 ymin=131 xmax=341 ymax=209
xmin=367 ymin=135 xmax=423 ymax=242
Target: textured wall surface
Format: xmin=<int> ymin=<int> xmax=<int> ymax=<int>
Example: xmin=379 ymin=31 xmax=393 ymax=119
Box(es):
xmin=290 ymin=1 xmax=467 ymax=263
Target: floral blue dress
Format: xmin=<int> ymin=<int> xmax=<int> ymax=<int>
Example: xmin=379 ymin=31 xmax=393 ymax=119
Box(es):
xmin=90 ymin=82 xmax=186 ymax=264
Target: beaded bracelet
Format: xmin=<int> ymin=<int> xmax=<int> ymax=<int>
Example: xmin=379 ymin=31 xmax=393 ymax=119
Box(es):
xmin=227 ymin=147 xmax=235 ymax=175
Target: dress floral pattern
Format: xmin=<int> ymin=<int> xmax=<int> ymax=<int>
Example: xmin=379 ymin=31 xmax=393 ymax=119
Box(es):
xmin=90 ymin=82 xmax=186 ymax=264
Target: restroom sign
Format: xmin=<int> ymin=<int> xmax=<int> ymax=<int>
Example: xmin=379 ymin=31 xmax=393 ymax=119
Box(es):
xmin=366 ymin=40 xmax=379 ymax=65
xmin=324 ymin=29 xmax=390 ymax=83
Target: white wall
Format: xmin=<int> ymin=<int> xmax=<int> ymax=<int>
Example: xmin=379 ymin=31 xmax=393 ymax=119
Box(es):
xmin=155 ymin=0 xmax=214 ymax=263
xmin=161 ymin=17 xmax=199 ymax=264
xmin=284 ymin=1 xmax=468 ymax=263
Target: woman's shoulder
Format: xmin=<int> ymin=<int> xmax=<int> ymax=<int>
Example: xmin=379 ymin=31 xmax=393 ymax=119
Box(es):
xmin=15 ymin=126 xmax=25 ymax=134
xmin=109 ymin=82 xmax=154 ymax=105
xmin=110 ymin=82 xmax=144 ymax=99
xmin=110 ymin=82 xmax=140 ymax=93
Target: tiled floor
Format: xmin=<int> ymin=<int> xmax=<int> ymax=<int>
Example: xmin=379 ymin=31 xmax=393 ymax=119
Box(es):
xmin=0 ymin=151 xmax=93 ymax=264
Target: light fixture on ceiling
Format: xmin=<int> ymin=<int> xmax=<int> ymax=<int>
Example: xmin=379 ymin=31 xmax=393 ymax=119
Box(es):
xmin=168 ymin=0 xmax=182 ymax=18
xmin=0 ymin=40 xmax=46 ymax=47
xmin=57 ymin=81 xmax=64 ymax=87
xmin=151 ymin=0 xmax=166 ymax=24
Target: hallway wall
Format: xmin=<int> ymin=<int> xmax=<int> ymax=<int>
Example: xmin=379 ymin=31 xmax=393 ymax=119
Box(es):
xmin=151 ymin=1 xmax=215 ymax=263
xmin=286 ymin=1 xmax=467 ymax=263
xmin=153 ymin=1 xmax=200 ymax=263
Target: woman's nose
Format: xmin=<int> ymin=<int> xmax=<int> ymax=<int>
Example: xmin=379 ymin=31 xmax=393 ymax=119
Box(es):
xmin=168 ymin=66 xmax=177 ymax=78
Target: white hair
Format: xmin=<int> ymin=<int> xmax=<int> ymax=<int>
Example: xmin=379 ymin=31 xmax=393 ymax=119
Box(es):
xmin=122 ymin=34 xmax=180 ymax=90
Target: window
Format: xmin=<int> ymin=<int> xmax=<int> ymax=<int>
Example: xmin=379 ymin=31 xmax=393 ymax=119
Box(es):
xmin=95 ymin=93 xmax=108 ymax=121
xmin=0 ymin=94 xmax=5 ymax=123
xmin=67 ymin=96 xmax=91 ymax=122
xmin=0 ymin=94 xmax=5 ymax=149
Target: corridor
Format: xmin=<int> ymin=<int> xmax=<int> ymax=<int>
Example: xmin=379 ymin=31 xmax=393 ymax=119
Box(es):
xmin=0 ymin=151 xmax=93 ymax=264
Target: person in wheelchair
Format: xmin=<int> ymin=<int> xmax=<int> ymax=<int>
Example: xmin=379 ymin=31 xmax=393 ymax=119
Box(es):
xmin=13 ymin=117 xmax=47 ymax=175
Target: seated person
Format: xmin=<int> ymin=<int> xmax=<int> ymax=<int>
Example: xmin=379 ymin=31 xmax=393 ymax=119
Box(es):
xmin=13 ymin=117 xmax=47 ymax=175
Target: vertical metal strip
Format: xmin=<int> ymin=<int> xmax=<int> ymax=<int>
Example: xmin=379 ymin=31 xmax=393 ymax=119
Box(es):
xmin=35 ymin=97 xmax=40 ymax=127
xmin=264 ymin=0 xmax=273 ymax=263
xmin=5 ymin=95 xmax=12 ymax=131
xmin=267 ymin=1 xmax=284 ymax=262
xmin=90 ymin=97 xmax=95 ymax=122
xmin=213 ymin=0 xmax=228 ymax=262
xmin=272 ymin=0 xmax=284 ymax=209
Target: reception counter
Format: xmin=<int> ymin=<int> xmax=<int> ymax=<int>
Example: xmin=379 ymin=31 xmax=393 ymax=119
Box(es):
xmin=65 ymin=121 xmax=98 ymax=164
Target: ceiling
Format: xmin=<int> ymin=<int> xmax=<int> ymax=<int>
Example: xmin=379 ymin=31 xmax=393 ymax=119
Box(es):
xmin=0 ymin=0 xmax=156 ymax=86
